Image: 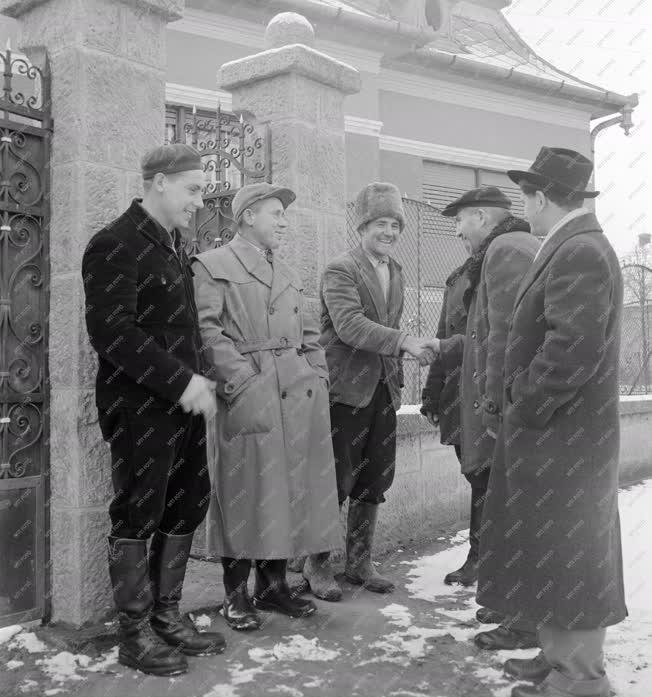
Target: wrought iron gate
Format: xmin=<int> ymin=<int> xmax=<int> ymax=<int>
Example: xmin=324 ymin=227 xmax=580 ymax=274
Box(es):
xmin=165 ymin=103 xmax=271 ymax=255
xmin=0 ymin=49 xmax=51 ymax=627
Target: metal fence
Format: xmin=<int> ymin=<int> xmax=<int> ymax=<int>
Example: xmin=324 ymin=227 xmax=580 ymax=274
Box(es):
xmin=345 ymin=200 xmax=652 ymax=403
xmin=346 ymin=198 xmax=467 ymax=405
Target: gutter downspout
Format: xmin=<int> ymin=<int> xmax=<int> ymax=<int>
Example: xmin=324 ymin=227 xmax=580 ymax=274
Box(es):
xmin=589 ymin=102 xmax=635 ymax=191
xmin=262 ymin=0 xmax=438 ymax=46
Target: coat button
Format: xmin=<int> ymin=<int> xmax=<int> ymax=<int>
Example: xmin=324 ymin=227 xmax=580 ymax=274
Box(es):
xmin=307 ymin=389 xmax=313 ymax=397
xmin=294 ymin=306 xmax=299 ymax=313
xmin=473 ymin=400 xmax=479 ymax=408
xmin=269 ymin=307 xmax=275 ymax=315
xmin=274 ymin=349 xmax=282 ymax=356
xmin=471 ymin=331 xmax=476 ymax=339
xmin=296 ymin=348 xmax=304 ymax=356
xmin=281 ymin=390 xmax=287 ymax=399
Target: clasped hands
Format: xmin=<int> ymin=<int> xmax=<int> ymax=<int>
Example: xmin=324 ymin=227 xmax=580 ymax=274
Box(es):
xmin=401 ymin=335 xmax=441 ymax=367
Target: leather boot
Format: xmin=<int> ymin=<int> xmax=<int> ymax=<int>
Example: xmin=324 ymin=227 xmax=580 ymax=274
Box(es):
xmin=344 ymin=500 xmax=394 ymax=593
xmin=108 ymin=537 xmax=187 ymax=676
xmin=476 ymin=607 xmax=507 ymax=624
xmin=443 ymin=553 xmax=478 ymax=586
xmin=504 ymin=652 xmax=552 ymax=683
xmin=221 ymin=557 xmax=261 ymax=631
xmin=303 ymin=552 xmax=342 ymax=602
xmin=253 ymin=559 xmax=317 ymax=618
xmin=474 ymin=624 xmax=539 ymax=650
xmin=149 ymin=530 xmax=226 ymax=656
xmin=445 ymin=479 xmax=483 ymax=585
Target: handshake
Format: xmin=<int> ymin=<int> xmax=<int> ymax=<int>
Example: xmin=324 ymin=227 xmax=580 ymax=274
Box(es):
xmin=401 ymin=335 xmax=441 ymax=367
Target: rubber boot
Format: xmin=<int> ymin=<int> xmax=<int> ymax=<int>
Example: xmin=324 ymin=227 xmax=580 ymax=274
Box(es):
xmin=149 ymin=530 xmax=226 ymax=655
xmin=253 ymin=559 xmax=317 ymax=617
xmin=221 ymin=557 xmax=261 ymax=631
xmin=108 ymin=537 xmax=187 ymax=676
xmin=344 ymin=500 xmax=394 ymax=593
xmin=303 ymin=552 xmax=342 ymax=602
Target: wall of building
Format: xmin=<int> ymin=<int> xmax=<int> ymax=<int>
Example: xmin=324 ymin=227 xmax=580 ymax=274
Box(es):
xmin=371 ymin=399 xmax=652 ymax=555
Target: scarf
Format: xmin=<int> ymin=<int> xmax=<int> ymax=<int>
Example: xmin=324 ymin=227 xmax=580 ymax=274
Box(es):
xmin=447 ymin=215 xmax=531 ymax=297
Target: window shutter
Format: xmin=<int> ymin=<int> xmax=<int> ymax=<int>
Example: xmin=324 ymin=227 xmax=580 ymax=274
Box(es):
xmin=478 ymin=170 xmax=526 ymax=219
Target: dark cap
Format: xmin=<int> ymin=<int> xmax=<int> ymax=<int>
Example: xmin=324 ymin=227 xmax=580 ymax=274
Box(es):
xmin=232 ymin=183 xmax=296 ymax=223
xmin=141 ymin=143 xmax=203 ymax=180
xmin=441 ymin=186 xmax=512 ymax=217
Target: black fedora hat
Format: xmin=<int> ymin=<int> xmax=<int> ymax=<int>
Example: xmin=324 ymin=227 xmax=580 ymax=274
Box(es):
xmin=507 ymin=146 xmax=599 ymax=198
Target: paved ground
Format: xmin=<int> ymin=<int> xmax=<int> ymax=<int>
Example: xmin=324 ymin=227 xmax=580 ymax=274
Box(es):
xmin=1 ymin=480 xmax=651 ymax=697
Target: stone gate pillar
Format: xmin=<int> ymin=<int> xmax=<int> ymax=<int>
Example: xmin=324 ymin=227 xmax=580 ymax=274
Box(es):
xmin=0 ymin=0 xmax=182 ymax=625
xmin=219 ymin=12 xmax=361 ymax=304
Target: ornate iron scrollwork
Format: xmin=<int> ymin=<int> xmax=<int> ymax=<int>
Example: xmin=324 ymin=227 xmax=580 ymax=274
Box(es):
xmin=166 ymin=102 xmax=271 ymax=255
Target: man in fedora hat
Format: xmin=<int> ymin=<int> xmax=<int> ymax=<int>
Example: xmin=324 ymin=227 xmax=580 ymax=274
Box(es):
xmin=476 ymin=147 xmax=627 ymax=697
xmin=299 ymin=182 xmax=438 ymax=601
xmin=422 ymin=186 xmax=540 ymax=651
xmin=191 ymin=183 xmax=341 ymax=630
xmin=82 ymin=144 xmax=225 ymax=676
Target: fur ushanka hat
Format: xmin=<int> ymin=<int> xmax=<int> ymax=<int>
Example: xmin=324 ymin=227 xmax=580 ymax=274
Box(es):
xmin=354 ymin=182 xmax=406 ymax=232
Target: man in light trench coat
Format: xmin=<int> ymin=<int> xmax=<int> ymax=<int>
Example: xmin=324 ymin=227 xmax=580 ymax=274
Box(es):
xmin=477 ymin=147 xmax=627 ymax=697
xmin=191 ymin=183 xmax=341 ymax=632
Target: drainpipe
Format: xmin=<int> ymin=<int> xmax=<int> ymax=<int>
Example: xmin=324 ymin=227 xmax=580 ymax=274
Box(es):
xmin=263 ymin=0 xmax=439 ymax=46
xmin=588 ymin=101 xmax=635 ymax=193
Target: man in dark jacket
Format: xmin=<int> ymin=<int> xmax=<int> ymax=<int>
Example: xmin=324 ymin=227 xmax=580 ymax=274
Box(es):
xmin=478 ymin=148 xmax=626 ymax=697
xmin=431 ymin=187 xmax=540 ymax=651
xmin=82 ymin=144 xmax=225 ymax=676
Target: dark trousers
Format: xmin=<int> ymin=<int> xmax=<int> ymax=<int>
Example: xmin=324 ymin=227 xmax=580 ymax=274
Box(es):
xmin=98 ymin=406 xmax=210 ymax=540
xmin=330 ymin=383 xmax=397 ymax=506
xmin=455 ymin=445 xmax=490 ymax=561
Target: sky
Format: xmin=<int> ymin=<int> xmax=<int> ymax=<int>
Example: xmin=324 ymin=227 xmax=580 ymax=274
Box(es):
xmin=503 ymin=0 xmax=650 ymax=257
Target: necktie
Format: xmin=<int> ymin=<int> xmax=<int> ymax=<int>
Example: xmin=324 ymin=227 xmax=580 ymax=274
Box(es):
xmin=265 ymin=249 xmax=273 ymax=264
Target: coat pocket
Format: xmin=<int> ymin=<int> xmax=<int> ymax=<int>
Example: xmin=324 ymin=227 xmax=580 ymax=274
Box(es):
xmin=223 ymin=373 xmax=273 ymax=440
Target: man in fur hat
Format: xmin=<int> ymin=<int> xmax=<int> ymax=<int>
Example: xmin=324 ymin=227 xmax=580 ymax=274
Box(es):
xmin=478 ymin=148 xmax=626 ymax=697
xmin=434 ymin=186 xmax=541 ymax=651
xmin=300 ymin=182 xmax=438 ymax=601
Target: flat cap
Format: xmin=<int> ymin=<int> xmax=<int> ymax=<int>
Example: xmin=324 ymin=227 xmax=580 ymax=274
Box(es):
xmin=441 ymin=186 xmax=512 ymax=217
xmin=232 ymin=182 xmax=296 ymax=223
xmin=141 ymin=143 xmax=203 ymax=180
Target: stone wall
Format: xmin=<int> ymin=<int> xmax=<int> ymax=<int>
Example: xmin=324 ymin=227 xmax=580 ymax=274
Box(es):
xmin=370 ymin=398 xmax=652 ymax=556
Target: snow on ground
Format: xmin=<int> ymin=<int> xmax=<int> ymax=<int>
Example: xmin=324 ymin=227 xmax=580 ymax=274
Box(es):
xmin=0 ymin=625 xmax=22 ymax=644
xmin=398 ymin=479 xmax=652 ymax=697
xmin=10 ymin=631 xmax=49 ymax=653
xmin=189 ymin=612 xmax=213 ymax=629
xmin=249 ymin=635 xmax=340 ymax=663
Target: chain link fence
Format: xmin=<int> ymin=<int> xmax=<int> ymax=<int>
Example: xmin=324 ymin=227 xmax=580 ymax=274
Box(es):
xmin=346 ymin=198 xmax=467 ymax=405
xmin=345 ymin=200 xmax=651 ymax=402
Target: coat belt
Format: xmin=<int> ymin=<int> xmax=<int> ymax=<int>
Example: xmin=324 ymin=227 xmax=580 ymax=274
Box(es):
xmin=235 ymin=338 xmax=302 ymax=354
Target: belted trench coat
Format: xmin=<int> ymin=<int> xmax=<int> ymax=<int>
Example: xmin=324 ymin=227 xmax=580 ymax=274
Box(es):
xmin=192 ymin=235 xmax=341 ymax=559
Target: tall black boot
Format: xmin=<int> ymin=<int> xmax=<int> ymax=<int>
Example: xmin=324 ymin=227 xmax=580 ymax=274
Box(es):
xmin=221 ymin=557 xmax=261 ymax=631
xmin=344 ymin=500 xmax=394 ymax=593
xmin=444 ymin=483 xmax=484 ymax=586
xmin=253 ymin=559 xmax=317 ymax=618
xmin=149 ymin=530 xmax=226 ymax=655
xmin=108 ymin=537 xmax=187 ymax=676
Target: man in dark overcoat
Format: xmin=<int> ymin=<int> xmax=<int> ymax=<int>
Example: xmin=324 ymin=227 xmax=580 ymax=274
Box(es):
xmin=426 ymin=188 xmax=540 ymax=651
xmin=477 ymin=147 xmax=627 ymax=697
xmin=82 ymin=144 xmax=225 ymax=676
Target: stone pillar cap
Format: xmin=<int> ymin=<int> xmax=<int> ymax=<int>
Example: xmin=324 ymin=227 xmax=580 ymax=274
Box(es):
xmin=265 ymin=12 xmax=315 ymax=49
xmin=219 ymin=43 xmax=361 ymax=95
